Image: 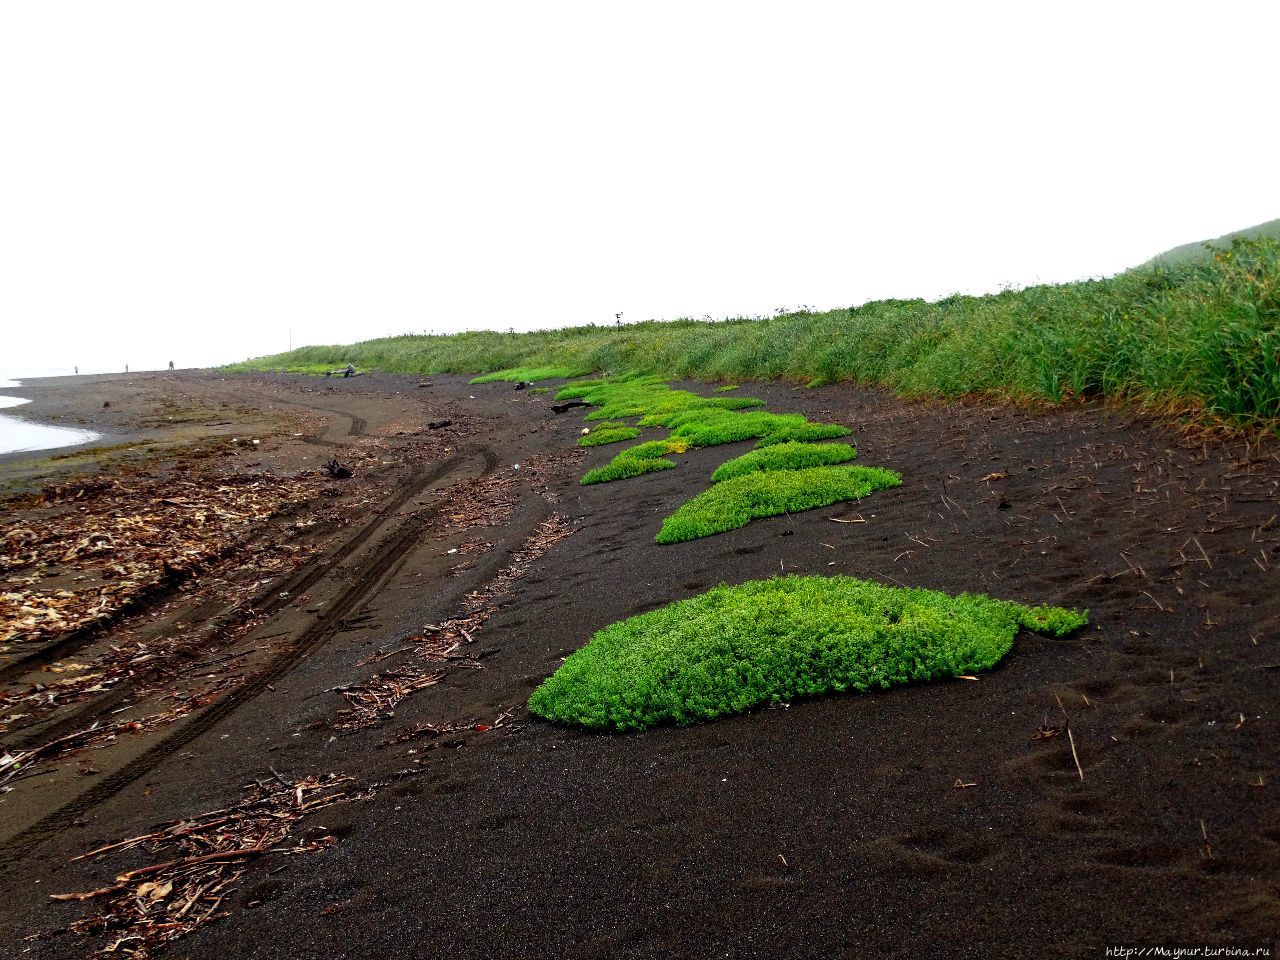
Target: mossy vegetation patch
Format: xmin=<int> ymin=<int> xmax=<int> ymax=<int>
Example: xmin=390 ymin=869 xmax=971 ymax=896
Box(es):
xmin=556 ymin=378 xmax=763 ymax=422
xmin=528 ymin=575 xmax=1088 ymax=730
xmin=469 ymin=365 xmax=593 ymax=384
xmin=656 ymin=465 xmax=900 ymax=543
xmin=647 ymin=408 xmax=851 ymax=447
xmin=578 ymin=426 xmax=642 ymax=447
xmin=710 ymin=441 xmax=856 ymax=482
xmin=580 ymin=438 xmax=690 ymax=485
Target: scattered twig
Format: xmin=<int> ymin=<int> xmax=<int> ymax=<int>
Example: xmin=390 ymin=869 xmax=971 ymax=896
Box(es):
xmin=51 ymin=775 xmax=358 ymax=957
xmin=1054 ymin=693 xmax=1085 ymax=782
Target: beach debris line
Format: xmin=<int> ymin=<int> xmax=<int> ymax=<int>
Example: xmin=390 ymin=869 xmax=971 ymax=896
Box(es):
xmin=0 ymin=465 xmax=318 ymax=652
xmin=330 ymin=668 xmax=449 ymax=730
xmin=325 ymin=515 xmax=576 ymax=731
xmin=0 ymin=526 xmax=315 ymax=739
xmin=380 ymin=707 xmax=520 ymax=748
xmin=1 ymin=707 xmax=206 ymax=792
xmin=46 ymin=772 xmax=383 ymax=958
xmin=434 ymin=470 xmax=520 ymax=536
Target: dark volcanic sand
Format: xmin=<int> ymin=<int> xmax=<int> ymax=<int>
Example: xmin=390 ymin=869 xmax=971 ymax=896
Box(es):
xmin=1 ymin=372 xmax=1277 ymax=959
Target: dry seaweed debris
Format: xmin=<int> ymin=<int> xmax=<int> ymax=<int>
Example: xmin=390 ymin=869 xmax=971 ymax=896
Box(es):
xmin=1 ymin=467 xmax=318 ymax=651
xmin=435 ymin=472 xmax=519 ymax=536
xmin=330 ymin=515 xmax=575 ymax=730
xmin=1 ymin=708 xmax=203 ymax=791
xmin=49 ymin=773 xmax=361 ymax=958
xmin=0 ymin=625 xmax=260 ymax=738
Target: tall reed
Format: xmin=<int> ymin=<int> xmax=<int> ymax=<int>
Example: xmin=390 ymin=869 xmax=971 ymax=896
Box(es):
xmin=232 ymin=238 xmax=1280 ymax=431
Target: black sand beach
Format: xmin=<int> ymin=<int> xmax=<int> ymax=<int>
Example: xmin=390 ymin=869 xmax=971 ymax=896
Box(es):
xmin=1 ymin=371 xmax=1276 ymax=959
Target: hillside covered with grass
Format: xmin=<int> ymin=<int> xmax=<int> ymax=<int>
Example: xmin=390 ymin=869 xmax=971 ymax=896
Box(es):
xmin=1137 ymin=219 xmax=1280 ymax=270
xmin=232 ymin=237 xmax=1280 ymax=430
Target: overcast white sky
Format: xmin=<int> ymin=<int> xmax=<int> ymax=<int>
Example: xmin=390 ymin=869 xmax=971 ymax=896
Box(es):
xmin=3 ymin=1 xmax=1278 ymax=374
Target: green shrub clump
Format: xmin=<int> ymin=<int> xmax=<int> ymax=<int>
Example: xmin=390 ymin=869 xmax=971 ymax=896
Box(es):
xmin=581 ymin=438 xmax=690 ymax=485
xmin=555 ymin=378 xmax=763 ymax=421
xmin=647 ymin=407 xmax=851 ymax=447
xmin=469 ymin=365 xmax=593 ymax=384
xmin=711 ymin=441 xmax=857 ymax=482
xmin=578 ymin=426 xmax=642 ymax=447
xmin=528 ymin=575 xmax=1089 ymax=730
xmin=656 ymin=465 xmax=900 ymax=543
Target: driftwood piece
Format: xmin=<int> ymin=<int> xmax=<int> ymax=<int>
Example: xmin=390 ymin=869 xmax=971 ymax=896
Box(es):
xmin=428 ymin=419 xmax=452 ymax=430
xmin=550 ymin=400 xmax=589 ymax=414
xmin=323 ymin=459 xmax=353 ymax=479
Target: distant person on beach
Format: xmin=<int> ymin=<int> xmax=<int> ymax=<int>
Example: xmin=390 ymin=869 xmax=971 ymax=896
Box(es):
xmin=74 ymin=366 xmax=78 ymax=375
xmin=125 ymin=364 xmax=129 ymax=373
xmin=169 ymin=361 xmax=174 ymax=370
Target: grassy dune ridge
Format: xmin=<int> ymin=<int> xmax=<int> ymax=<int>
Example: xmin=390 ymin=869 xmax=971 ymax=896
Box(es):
xmin=233 ymin=238 xmax=1280 ymax=429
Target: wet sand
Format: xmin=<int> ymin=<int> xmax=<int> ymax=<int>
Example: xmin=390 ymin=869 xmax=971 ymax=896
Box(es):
xmin=0 ymin=382 xmax=100 ymax=457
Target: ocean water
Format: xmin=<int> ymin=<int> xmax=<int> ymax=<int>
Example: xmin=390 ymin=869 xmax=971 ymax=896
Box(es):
xmin=0 ymin=377 xmax=102 ymax=456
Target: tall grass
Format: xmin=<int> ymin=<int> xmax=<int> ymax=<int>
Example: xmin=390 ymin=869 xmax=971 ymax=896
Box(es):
xmin=231 ymin=239 xmax=1280 ymax=430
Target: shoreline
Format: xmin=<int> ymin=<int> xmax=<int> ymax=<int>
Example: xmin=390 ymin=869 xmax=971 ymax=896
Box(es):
xmin=0 ymin=381 xmax=105 ymax=459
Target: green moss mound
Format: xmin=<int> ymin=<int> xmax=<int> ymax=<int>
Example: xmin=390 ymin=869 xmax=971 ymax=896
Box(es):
xmin=528 ymin=575 xmax=1088 ymax=730
xmin=469 ymin=365 xmax=593 ymax=384
xmin=578 ymin=426 xmax=642 ymax=447
xmin=554 ymin=378 xmax=763 ymax=421
xmin=581 ymin=457 xmax=675 ymax=484
xmin=656 ymin=465 xmax=900 ymax=543
xmin=580 ymin=438 xmax=690 ymax=485
xmin=647 ymin=407 xmax=851 ymax=447
xmin=711 ymin=441 xmax=856 ymax=482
